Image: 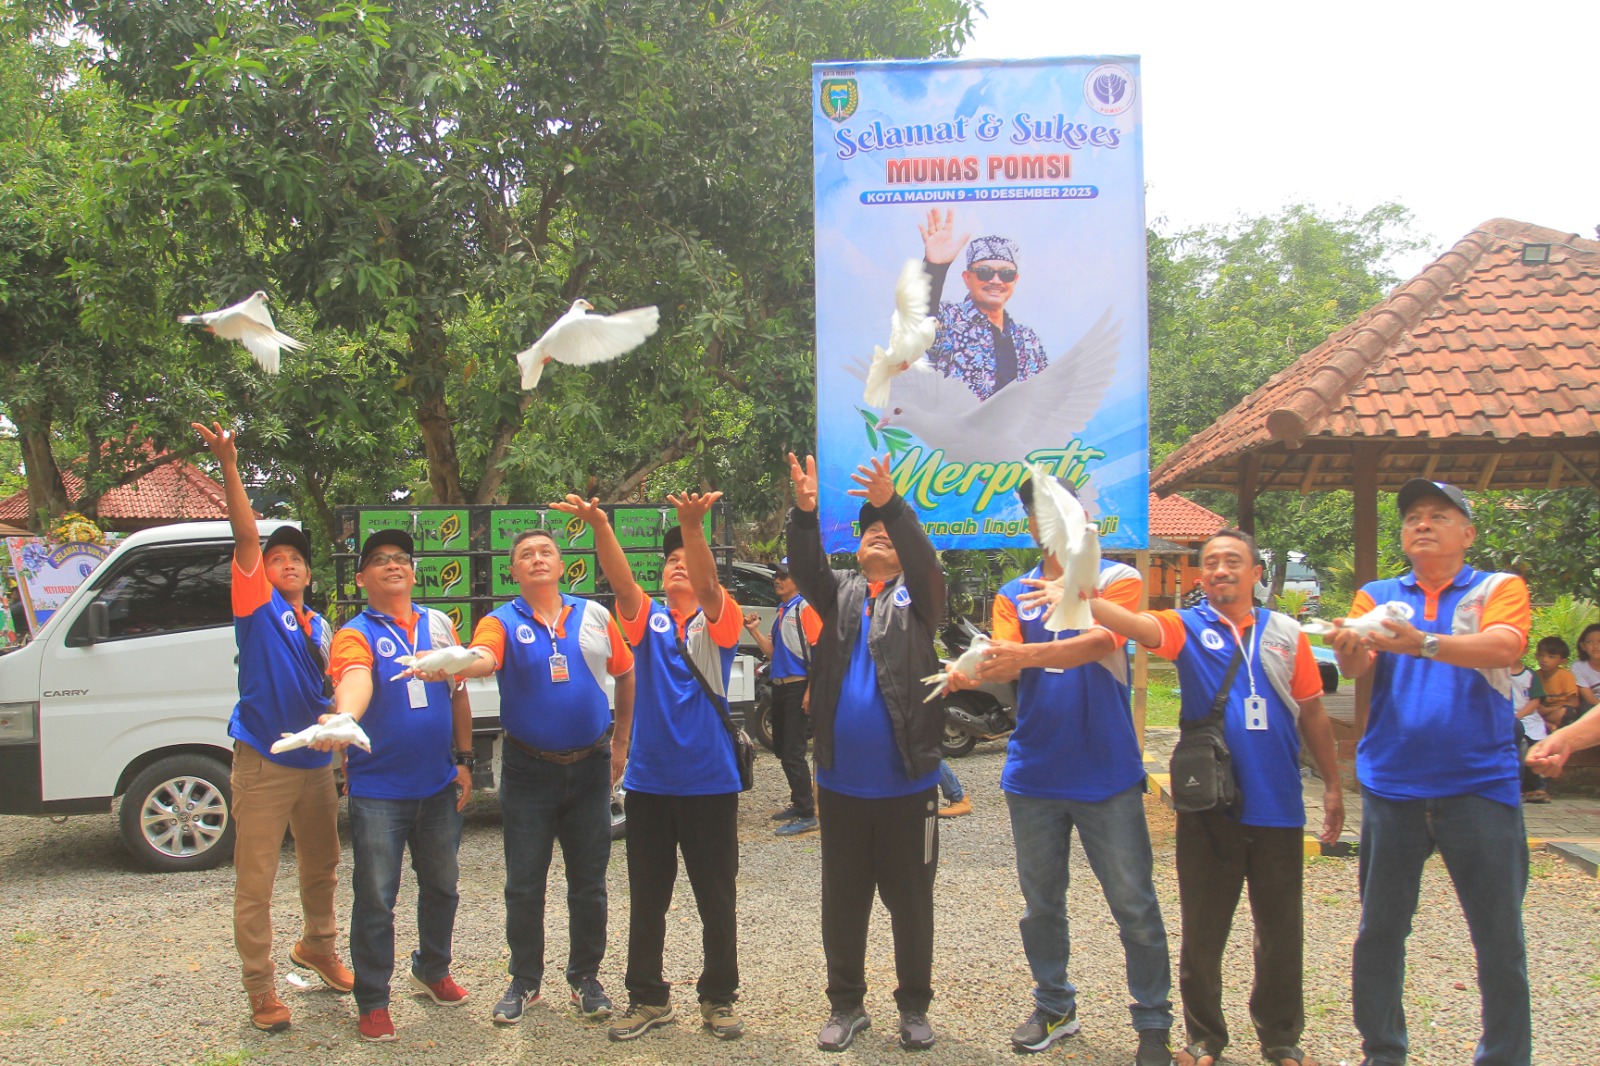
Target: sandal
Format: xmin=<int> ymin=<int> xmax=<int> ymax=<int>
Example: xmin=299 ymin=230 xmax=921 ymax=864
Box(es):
xmin=1178 ymin=1044 xmax=1218 ymax=1066
xmin=1522 ymin=790 xmax=1550 ymax=804
xmin=1263 ymin=1046 xmax=1318 ymax=1066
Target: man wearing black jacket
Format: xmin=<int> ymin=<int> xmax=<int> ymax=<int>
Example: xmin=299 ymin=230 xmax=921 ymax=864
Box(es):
xmin=785 ymin=452 xmax=947 ymax=1053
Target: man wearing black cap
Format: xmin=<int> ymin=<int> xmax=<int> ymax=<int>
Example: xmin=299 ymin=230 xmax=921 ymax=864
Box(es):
xmin=192 ymin=421 xmax=351 ymax=1034
xmin=743 ymin=559 xmax=821 ymax=836
xmin=553 ymin=491 xmax=747 ymax=1044
xmin=917 ymin=208 xmax=1049 ymax=400
xmin=324 ymin=527 xmax=474 ymax=1043
xmin=1330 ymin=480 xmax=1532 ymax=1066
xmin=785 ymin=452 xmax=947 ymax=1052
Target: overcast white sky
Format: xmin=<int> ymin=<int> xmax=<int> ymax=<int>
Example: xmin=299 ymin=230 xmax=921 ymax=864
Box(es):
xmin=962 ymin=0 xmax=1600 ymax=279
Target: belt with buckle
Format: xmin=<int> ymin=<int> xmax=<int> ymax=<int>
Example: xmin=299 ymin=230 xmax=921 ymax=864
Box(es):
xmin=505 ymin=726 xmax=614 ymax=766
xmin=772 ymin=675 xmax=807 ymax=685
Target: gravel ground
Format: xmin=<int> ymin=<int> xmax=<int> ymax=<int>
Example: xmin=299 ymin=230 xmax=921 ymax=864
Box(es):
xmin=2 ymin=742 xmax=1598 ymax=1066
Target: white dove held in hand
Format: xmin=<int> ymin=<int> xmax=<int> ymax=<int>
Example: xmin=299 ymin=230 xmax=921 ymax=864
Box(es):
xmin=178 ymin=291 xmax=306 ymax=375
xmin=516 ymin=299 xmax=660 ymax=390
xmin=864 ymin=259 xmax=938 ymax=408
xmin=390 ymin=644 xmax=482 ymax=681
xmin=1026 ymin=463 xmax=1100 ymax=632
xmin=271 ymin=712 xmax=372 ymax=754
xmin=1300 ymin=600 xmax=1415 ymax=638
xmin=921 ymin=633 xmax=990 ymax=702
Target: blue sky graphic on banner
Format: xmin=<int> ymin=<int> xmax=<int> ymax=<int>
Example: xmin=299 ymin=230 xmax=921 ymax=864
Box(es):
xmin=812 ymin=57 xmax=1149 ymax=552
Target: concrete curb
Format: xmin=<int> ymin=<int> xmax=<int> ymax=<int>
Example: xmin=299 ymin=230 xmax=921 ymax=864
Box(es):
xmin=1545 ymin=841 xmax=1600 ymax=878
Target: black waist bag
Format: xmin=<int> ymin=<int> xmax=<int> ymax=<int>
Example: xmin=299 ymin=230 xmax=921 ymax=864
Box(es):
xmin=1169 ymin=643 xmax=1242 ymax=816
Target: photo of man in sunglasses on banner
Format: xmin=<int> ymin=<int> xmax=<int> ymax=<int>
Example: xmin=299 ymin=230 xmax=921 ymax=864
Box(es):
xmin=917 ymin=208 xmax=1049 ymax=402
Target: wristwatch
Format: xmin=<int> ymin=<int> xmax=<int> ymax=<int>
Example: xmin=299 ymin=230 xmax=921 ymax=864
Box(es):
xmin=1418 ymin=633 xmax=1440 ymax=660
xmin=454 ymin=750 xmax=477 ymax=769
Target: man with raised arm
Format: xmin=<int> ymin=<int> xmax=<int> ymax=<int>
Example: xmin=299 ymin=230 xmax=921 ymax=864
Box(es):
xmin=192 ymin=420 xmax=350 ymax=1034
xmin=785 ymin=453 xmax=947 ymax=1053
xmin=451 ymin=527 xmax=635 ymax=1025
xmin=323 ymin=530 xmax=474 ymax=1043
xmin=1328 ymin=480 xmax=1531 ymax=1066
xmin=946 ymin=473 xmax=1173 ymax=1063
xmin=552 ymin=493 xmax=746 ymax=1044
xmin=1089 ymin=528 xmax=1342 ymax=1066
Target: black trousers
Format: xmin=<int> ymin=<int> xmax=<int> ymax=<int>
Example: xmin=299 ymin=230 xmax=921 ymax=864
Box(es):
xmin=818 ymin=785 xmax=938 ymax=1014
xmin=771 ymin=680 xmax=814 ymax=816
xmin=1175 ymin=810 xmax=1304 ymax=1056
xmin=622 ymin=790 xmax=740 ymax=1005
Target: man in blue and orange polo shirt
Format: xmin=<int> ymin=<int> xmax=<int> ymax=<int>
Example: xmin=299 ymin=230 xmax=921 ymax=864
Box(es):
xmin=325 ymin=529 xmax=474 ymax=1043
xmin=1091 ymin=528 xmax=1342 ymax=1066
xmin=453 ymin=527 xmax=635 ymax=1026
xmin=553 ymin=492 xmax=746 ymax=1044
xmin=192 ymin=420 xmax=351 ymax=1035
xmin=1330 ymin=480 xmax=1531 ymax=1066
xmin=743 ymin=559 xmax=822 ymax=836
xmin=948 ymin=474 xmax=1173 ymax=1063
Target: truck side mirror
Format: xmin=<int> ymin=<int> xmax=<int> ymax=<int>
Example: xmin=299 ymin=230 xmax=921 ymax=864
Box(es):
xmin=86 ymin=600 xmax=110 ymax=643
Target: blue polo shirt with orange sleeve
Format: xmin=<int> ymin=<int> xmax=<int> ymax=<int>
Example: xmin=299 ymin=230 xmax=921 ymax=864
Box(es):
xmin=230 ymin=558 xmax=332 ymax=769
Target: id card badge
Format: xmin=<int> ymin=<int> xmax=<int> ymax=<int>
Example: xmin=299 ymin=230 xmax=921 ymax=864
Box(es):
xmin=1244 ymin=695 xmax=1269 ymax=731
xmin=549 ymin=653 xmax=570 ymax=683
xmin=407 ymin=678 xmax=429 ymax=709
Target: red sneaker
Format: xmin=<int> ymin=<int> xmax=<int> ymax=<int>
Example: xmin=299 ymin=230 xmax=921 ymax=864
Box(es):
xmin=358 ymin=1007 xmax=396 ymax=1042
xmin=409 ymin=970 xmax=469 ymax=1006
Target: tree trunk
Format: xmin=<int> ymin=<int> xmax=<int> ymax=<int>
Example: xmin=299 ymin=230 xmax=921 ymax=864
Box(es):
xmin=15 ymin=404 xmax=70 ymax=528
xmin=409 ymin=312 xmax=466 ymax=504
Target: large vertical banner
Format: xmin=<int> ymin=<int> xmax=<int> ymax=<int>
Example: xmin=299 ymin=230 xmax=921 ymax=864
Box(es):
xmin=5 ymin=537 xmax=119 ymax=633
xmin=813 ymin=57 xmax=1149 ymax=551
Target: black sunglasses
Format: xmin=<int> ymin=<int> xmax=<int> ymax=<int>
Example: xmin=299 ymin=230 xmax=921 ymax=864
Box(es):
xmin=970 ymin=266 xmax=1018 ymax=283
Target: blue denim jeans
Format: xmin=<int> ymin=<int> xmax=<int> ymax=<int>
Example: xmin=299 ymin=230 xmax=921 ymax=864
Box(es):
xmin=500 ymin=741 xmax=612 ymax=991
xmin=348 ymin=784 xmax=464 ymax=1012
xmin=1352 ymin=788 xmax=1530 ymax=1066
xmin=1007 ymin=785 xmax=1172 ymax=1030
xmin=938 ymin=760 xmax=964 ymax=803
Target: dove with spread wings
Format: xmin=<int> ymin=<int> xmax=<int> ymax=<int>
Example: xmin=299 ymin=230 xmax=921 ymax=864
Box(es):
xmin=862 ymin=260 xmax=939 ymax=408
xmin=179 ymin=291 xmax=306 ymax=375
xmin=860 ymin=308 xmax=1121 ymax=465
xmin=1025 ymin=463 xmax=1100 ymax=632
xmin=516 ymin=299 xmax=660 ymax=390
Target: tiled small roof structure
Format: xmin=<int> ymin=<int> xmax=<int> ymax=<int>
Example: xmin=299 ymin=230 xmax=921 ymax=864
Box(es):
xmin=0 ymin=449 xmax=228 ymax=531
xmin=1148 ymin=492 xmax=1225 ymax=541
xmin=1153 ymin=218 xmax=1600 ymax=496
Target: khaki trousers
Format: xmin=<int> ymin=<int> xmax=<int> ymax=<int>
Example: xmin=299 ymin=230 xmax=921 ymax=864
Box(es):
xmin=231 ymin=742 xmax=342 ymax=994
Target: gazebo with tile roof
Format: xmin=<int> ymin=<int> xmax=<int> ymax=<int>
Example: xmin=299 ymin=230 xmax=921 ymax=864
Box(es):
xmin=1152 ymin=216 xmax=1600 ymax=727
xmin=0 ymin=450 xmax=229 ymax=533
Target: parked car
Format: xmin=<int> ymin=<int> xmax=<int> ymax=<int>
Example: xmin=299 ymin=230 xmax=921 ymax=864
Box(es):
xmin=728 ymin=560 xmax=781 ymax=652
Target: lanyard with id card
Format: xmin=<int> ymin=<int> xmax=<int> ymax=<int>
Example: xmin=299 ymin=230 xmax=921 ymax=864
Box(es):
xmin=536 ymin=614 xmax=570 ymax=683
xmin=1226 ymin=610 xmax=1269 ymax=731
xmin=375 ymin=614 xmax=431 ymax=710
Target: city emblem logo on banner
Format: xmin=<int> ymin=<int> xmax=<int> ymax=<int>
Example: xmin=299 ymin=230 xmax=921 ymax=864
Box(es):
xmin=649 ymin=613 xmax=672 ymax=634
xmin=892 ymin=586 xmax=912 ymax=608
xmin=820 ymin=78 xmax=859 ymax=122
xmin=376 ymin=636 xmax=398 ymax=658
xmin=1084 ymin=63 xmax=1136 ymax=116
xmin=281 ymin=609 xmax=298 ymax=631
xmin=1200 ymin=629 xmax=1225 ymax=651
xmin=516 ymin=623 xmax=536 ymax=645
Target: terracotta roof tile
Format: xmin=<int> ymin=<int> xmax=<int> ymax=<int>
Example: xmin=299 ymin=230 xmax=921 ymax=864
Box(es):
xmin=1156 ymin=218 xmax=1600 ymax=494
xmin=0 ymin=447 xmax=228 ymax=527
xmin=1148 ymin=493 xmax=1225 ymax=540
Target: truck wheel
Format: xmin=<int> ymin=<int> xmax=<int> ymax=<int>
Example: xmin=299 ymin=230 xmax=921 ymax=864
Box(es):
xmin=118 ymin=754 xmax=235 ymax=872
xmin=610 ymin=789 xmax=627 ymax=841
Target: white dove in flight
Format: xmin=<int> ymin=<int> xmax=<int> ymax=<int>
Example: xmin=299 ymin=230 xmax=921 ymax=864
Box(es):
xmin=1300 ymin=601 xmax=1415 ymax=638
xmin=270 ymin=712 xmax=372 ymax=755
xmin=178 ymin=291 xmax=306 ymax=375
xmin=389 ymin=644 xmax=483 ymax=680
xmin=863 ymin=260 xmax=939 ymax=408
xmin=516 ymin=299 xmax=660 ymax=390
xmin=867 ymin=309 xmax=1121 ymax=464
xmin=1026 ymin=463 xmax=1100 ymax=632
xmin=922 ymin=618 xmax=990 ymax=702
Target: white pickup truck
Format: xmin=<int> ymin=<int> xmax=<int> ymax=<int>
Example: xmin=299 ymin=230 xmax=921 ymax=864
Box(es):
xmin=0 ymin=521 xmax=757 ymax=872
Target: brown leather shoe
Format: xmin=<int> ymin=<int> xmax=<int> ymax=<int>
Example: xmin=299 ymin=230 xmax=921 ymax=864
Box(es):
xmin=291 ymin=940 xmax=355 ymax=993
xmin=250 ymin=990 xmax=291 ymax=1032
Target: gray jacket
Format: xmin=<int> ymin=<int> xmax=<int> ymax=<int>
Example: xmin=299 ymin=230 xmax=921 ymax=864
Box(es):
xmin=786 ymin=494 xmax=946 ymax=779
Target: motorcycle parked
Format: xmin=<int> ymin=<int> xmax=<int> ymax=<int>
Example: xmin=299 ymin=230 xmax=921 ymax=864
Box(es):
xmin=937 ymin=620 xmax=1018 ymax=758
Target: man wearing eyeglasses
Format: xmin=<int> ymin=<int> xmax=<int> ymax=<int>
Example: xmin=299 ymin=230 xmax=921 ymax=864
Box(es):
xmin=324 ymin=530 xmax=475 ymax=1043
xmin=918 ymin=208 xmax=1049 ymax=401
